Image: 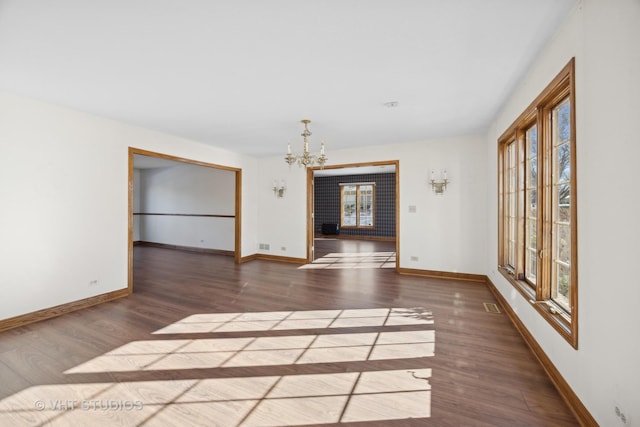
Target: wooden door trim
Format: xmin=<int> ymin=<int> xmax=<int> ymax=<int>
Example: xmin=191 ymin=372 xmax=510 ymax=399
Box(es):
xmin=128 ymin=147 xmax=242 ymax=294
xmin=306 ymin=160 xmax=400 ymax=268
xmin=306 ymin=167 xmax=314 ymax=262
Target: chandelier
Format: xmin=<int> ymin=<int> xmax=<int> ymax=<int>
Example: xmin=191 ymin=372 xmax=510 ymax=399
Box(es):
xmin=285 ymin=119 xmax=327 ymax=168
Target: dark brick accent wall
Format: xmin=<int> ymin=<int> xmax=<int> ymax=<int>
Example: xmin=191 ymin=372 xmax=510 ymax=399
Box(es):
xmin=314 ymin=173 xmax=396 ymax=238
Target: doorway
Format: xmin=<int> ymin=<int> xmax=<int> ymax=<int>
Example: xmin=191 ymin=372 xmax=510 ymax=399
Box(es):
xmin=127 ymin=147 xmax=242 ymax=293
xmin=306 ymin=160 xmax=399 ymax=270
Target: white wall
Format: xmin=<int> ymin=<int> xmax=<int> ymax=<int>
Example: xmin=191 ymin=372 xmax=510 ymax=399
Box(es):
xmin=137 ymin=163 xmax=235 ymax=251
xmin=133 ymin=169 xmax=141 ymax=241
xmin=257 ymin=157 xmax=310 ymax=258
xmin=0 ymin=92 xmax=259 ymax=320
xmin=486 ymin=1 xmax=640 ymax=425
xmin=258 ymin=134 xmax=488 ymax=275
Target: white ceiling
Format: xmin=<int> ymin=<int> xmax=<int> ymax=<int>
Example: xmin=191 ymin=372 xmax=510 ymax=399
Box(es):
xmin=0 ymin=0 xmax=576 ymax=158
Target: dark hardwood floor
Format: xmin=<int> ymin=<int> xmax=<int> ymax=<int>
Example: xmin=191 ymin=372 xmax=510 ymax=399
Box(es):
xmin=0 ymin=243 xmax=578 ymax=426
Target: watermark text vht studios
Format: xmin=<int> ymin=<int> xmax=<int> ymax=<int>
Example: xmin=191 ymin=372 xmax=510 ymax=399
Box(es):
xmin=34 ymin=399 xmax=143 ymax=411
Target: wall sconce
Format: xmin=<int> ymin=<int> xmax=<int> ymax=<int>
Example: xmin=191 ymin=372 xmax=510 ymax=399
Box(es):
xmin=272 ymin=179 xmax=286 ymax=198
xmin=429 ymin=169 xmax=449 ymax=195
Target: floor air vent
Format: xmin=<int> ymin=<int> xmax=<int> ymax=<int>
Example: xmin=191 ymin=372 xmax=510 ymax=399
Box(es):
xmin=483 ymin=302 xmax=501 ymax=314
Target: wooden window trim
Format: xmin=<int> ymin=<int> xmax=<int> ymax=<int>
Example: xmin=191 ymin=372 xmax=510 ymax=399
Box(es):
xmin=497 ymin=58 xmax=577 ymax=348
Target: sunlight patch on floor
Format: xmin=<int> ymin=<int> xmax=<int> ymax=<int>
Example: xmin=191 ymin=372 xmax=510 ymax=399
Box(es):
xmin=300 ymin=251 xmax=396 ymax=269
xmin=65 ymin=330 xmax=435 ymax=373
xmin=0 ymin=307 xmax=434 ymax=426
xmin=0 ymin=369 xmax=431 ymax=426
xmin=151 ymin=307 xmax=432 ymax=335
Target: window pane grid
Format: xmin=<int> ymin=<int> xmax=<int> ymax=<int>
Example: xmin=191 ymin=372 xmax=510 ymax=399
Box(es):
xmin=551 ymin=96 xmax=572 ymax=314
xmin=340 ymin=184 xmax=375 ymax=229
xmin=358 ymin=185 xmax=374 ymax=227
xmin=552 ymin=263 xmax=571 ymax=312
xmin=342 ymin=186 xmax=357 ymax=227
xmin=525 ymin=125 xmax=538 ymax=286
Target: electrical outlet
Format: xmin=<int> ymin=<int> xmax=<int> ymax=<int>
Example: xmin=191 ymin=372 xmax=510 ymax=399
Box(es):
xmin=281 ymin=246 xmax=286 ymax=251
xmin=410 ymin=256 xmax=419 ymax=262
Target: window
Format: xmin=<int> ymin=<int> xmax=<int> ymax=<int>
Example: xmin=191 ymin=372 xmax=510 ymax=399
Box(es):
xmin=498 ymin=58 xmax=577 ymax=347
xmin=340 ymin=183 xmax=375 ymax=228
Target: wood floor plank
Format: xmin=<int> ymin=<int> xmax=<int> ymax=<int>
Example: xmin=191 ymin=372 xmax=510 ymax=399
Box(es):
xmin=0 ymin=243 xmax=578 ymax=426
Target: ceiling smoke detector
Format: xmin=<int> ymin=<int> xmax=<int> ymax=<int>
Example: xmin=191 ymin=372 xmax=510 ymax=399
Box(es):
xmin=383 ymin=101 xmax=399 ymax=108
